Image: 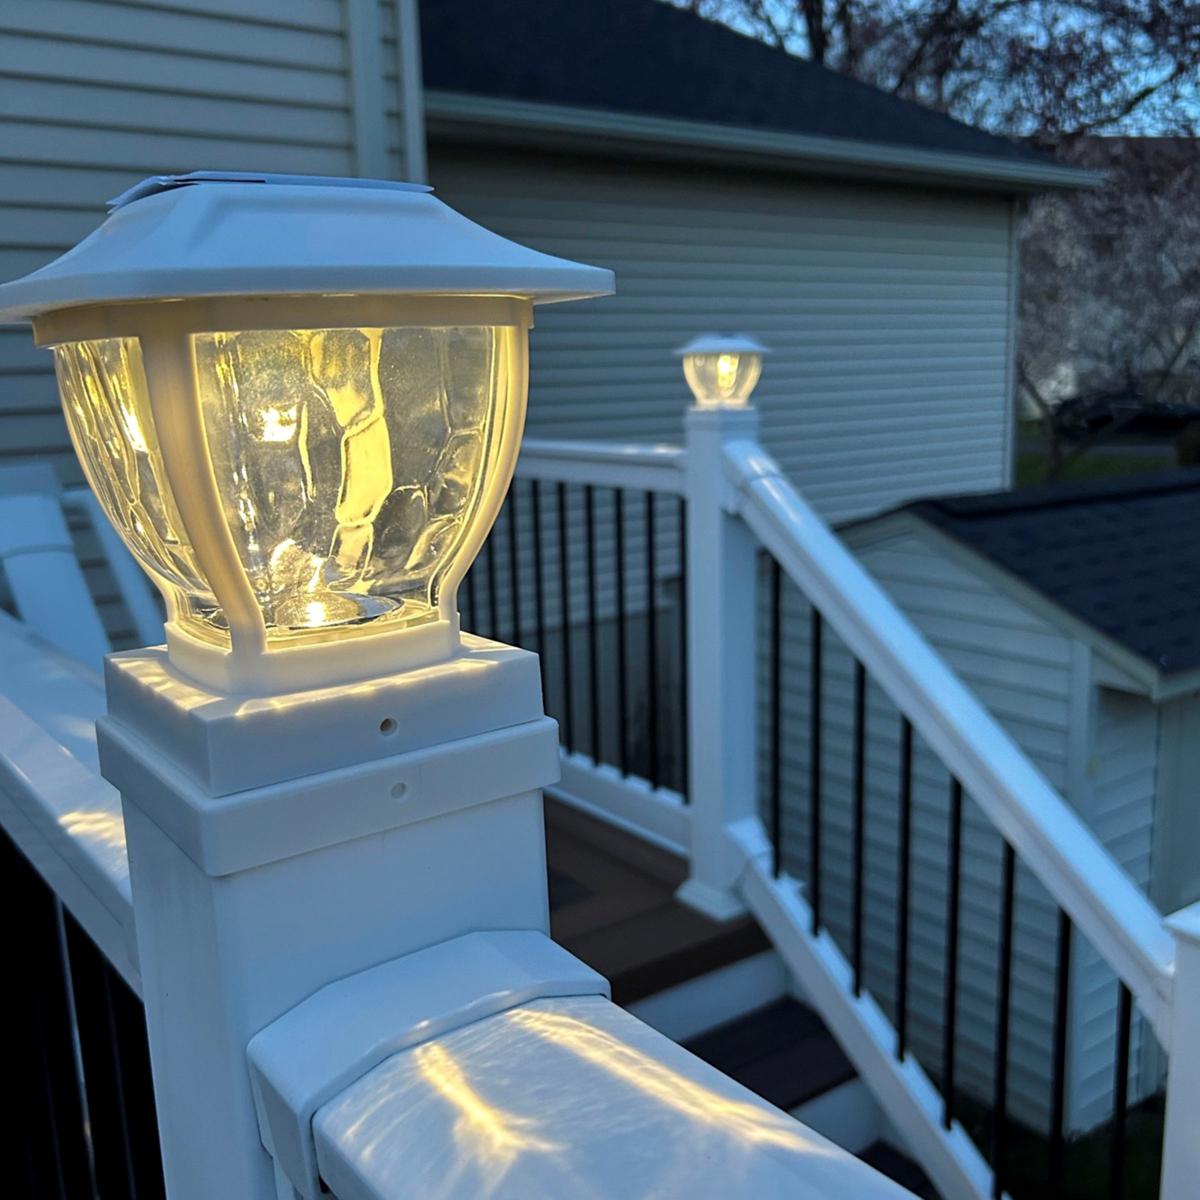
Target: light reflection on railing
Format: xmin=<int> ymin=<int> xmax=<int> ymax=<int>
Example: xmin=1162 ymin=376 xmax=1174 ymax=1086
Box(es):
xmin=506 ymin=1007 xmax=828 ymax=1155
xmin=415 ymin=1042 xmax=562 ymax=1172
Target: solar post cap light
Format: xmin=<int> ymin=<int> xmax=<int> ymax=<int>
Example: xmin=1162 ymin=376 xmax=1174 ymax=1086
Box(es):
xmin=0 ymin=172 xmax=613 ymax=694
xmin=677 ymin=333 xmax=768 ymax=408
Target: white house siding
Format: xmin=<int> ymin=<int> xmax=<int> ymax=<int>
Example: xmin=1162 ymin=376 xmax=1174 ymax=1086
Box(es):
xmin=428 ymin=142 xmax=1018 ymax=525
xmin=0 ymin=0 xmax=441 ymax=646
xmin=0 ymin=0 xmax=429 ymax=484
xmin=798 ymin=519 xmax=1155 ymax=1134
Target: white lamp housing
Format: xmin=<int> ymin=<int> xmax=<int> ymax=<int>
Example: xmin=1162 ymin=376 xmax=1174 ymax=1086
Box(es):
xmin=0 ymin=172 xmax=613 ymax=695
xmin=676 ymin=333 xmax=768 ymax=408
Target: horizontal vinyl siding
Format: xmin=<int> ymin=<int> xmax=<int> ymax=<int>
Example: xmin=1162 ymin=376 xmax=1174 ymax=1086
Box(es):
xmin=430 ymin=144 xmax=1015 ymax=524
xmin=0 ymin=0 xmax=358 ymax=482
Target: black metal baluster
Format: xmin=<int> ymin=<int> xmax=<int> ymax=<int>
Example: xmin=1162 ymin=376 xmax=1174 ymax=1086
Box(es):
xmin=3 ymin=831 xmax=94 ymax=1200
xmin=485 ymin=525 xmax=499 ymax=641
xmin=507 ymin=484 xmax=523 ymax=646
xmin=943 ymin=778 xmax=963 ymax=1129
xmin=557 ymin=482 xmax=574 ymax=750
xmin=992 ymin=842 xmax=1016 ymax=1198
xmin=64 ymin=914 xmax=138 ymax=1199
xmin=1049 ymin=910 xmax=1073 ymax=1196
xmin=614 ymin=489 xmax=629 ymax=776
xmin=896 ymin=717 xmax=913 ymax=1058
xmin=584 ymin=485 xmax=601 ymax=762
xmin=852 ymin=659 xmax=867 ymax=996
xmin=677 ymin=496 xmax=690 ymax=800
xmin=531 ymin=480 xmax=547 ymax=686
xmin=464 ymin=556 xmax=478 ymax=634
xmin=1111 ymin=983 xmax=1133 ymax=1200
xmin=769 ymin=558 xmax=783 ymax=878
xmin=645 ymin=491 xmax=660 ymax=789
xmin=809 ymin=607 xmax=823 ymax=933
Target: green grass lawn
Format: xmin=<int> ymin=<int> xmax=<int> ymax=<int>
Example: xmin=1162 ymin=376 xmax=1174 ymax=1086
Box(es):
xmin=1015 ymin=445 xmax=1178 ymax=488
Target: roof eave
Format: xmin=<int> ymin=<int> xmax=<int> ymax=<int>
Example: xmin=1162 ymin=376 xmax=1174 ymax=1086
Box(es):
xmin=425 ymin=90 xmax=1103 ymax=194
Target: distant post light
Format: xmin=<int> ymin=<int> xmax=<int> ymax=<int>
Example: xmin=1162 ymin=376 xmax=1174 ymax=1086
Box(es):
xmin=0 ymin=172 xmax=613 ymax=694
xmin=677 ymin=333 xmax=768 ymax=408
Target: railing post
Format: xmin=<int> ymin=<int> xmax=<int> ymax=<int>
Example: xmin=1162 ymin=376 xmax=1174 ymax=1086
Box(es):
xmin=96 ymin=645 xmax=560 ymax=1199
xmin=1161 ymin=901 xmax=1200 ymax=1199
xmin=676 ymin=405 xmax=762 ymax=920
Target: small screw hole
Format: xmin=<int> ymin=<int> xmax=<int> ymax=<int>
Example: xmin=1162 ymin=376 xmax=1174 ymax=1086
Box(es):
xmin=390 ymin=781 xmax=407 ymax=800
xmin=379 ymin=718 xmax=397 ymax=736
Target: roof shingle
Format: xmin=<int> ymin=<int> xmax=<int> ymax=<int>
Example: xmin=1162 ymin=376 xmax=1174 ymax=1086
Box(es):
xmin=421 ymin=0 xmax=1050 ymax=168
xmin=906 ymin=469 xmax=1200 ymax=676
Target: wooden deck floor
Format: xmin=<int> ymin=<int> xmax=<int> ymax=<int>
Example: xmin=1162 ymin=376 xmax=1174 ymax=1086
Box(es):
xmin=544 ymin=797 xmax=768 ymax=1005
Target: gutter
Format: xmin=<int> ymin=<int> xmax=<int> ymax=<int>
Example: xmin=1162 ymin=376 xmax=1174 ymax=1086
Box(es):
xmin=425 ymin=90 xmax=1103 ymax=194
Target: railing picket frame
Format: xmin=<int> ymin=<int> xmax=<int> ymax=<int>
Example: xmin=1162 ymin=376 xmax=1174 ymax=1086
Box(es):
xmin=769 ymin=557 xmax=783 ymax=879
xmin=677 ymin=495 xmax=689 ymax=800
xmin=808 ymin=606 xmax=823 ymax=934
xmin=896 ymin=717 xmax=913 ymax=1059
xmin=2 ymin=829 xmax=95 ymax=1200
xmin=645 ymin=490 xmax=660 ymax=791
xmin=556 ymin=481 xmax=575 ymax=750
xmin=585 ymin=484 xmax=601 ymax=763
xmin=1110 ymin=982 xmax=1132 ymax=1200
xmin=614 ymin=488 xmax=630 ymax=776
xmin=1049 ymin=910 xmax=1073 ymax=1196
xmin=852 ymin=657 xmax=866 ymax=997
xmin=530 ymin=480 xmax=547 ymax=687
xmin=942 ymin=778 xmax=963 ymax=1130
xmin=507 ymin=482 xmax=523 ymax=646
xmin=991 ymin=841 xmax=1016 ymax=1198
xmin=727 ymin=441 xmax=1174 ymax=1038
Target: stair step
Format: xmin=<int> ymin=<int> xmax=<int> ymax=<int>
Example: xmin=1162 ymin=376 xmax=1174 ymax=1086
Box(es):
xmin=682 ymin=997 xmax=855 ymax=1113
xmin=545 ymin=798 xmax=769 ymax=1005
xmin=859 ymin=1141 xmax=942 ymax=1200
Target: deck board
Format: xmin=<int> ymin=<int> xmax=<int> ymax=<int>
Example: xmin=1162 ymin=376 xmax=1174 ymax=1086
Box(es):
xmin=544 ymin=797 xmax=769 ymax=1004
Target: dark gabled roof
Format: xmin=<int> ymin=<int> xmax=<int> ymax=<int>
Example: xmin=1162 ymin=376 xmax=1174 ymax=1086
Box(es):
xmin=903 ymin=469 xmax=1200 ymax=676
xmin=421 ymin=0 xmax=1050 ymax=170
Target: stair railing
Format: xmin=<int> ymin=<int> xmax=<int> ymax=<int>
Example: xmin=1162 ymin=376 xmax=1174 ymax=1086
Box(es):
xmin=496 ymin=417 xmax=1200 ymax=1200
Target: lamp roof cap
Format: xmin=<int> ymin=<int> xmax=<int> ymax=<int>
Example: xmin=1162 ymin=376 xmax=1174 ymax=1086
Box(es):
xmin=675 ymin=333 xmax=770 ymax=356
xmin=0 ymin=172 xmax=614 ymax=322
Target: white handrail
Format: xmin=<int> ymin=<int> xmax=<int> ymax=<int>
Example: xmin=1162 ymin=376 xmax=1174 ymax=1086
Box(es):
xmin=518 ymin=437 xmax=685 ymax=493
xmin=0 ymin=612 xmax=138 ymax=991
xmin=724 ymin=439 xmax=1175 ymax=1045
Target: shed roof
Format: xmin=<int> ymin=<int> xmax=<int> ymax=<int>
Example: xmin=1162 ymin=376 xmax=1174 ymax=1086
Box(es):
xmin=900 ymin=469 xmax=1200 ymax=677
xmin=421 ymin=0 xmax=1067 ymax=185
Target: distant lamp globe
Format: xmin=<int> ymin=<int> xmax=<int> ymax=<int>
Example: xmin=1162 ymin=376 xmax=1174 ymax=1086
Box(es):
xmin=677 ymin=333 xmax=767 ymax=408
xmin=0 ymin=172 xmax=612 ymax=694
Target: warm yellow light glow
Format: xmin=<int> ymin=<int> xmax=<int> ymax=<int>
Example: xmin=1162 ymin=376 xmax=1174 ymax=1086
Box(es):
xmin=414 ymin=1042 xmax=561 ymax=1171
xmin=507 ymin=1008 xmax=822 ymax=1152
xmin=59 ymin=809 xmax=127 ymax=853
xmin=715 ymin=352 xmax=739 ymax=393
xmin=682 ymin=350 xmax=763 ymax=408
xmin=55 ymin=319 xmax=521 ymax=653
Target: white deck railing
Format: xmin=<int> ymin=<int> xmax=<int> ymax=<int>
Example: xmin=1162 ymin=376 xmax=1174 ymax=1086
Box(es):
xmin=509 ymin=423 xmax=1199 ymax=1200
xmin=2 ymin=427 xmax=1198 ymax=1199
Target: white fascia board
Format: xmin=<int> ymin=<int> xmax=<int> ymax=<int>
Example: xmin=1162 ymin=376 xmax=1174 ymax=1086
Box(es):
xmin=425 ymin=90 xmax=1104 ymax=194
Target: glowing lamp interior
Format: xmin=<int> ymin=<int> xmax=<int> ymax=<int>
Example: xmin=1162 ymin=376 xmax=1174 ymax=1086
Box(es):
xmin=677 ymin=334 xmax=767 ymax=408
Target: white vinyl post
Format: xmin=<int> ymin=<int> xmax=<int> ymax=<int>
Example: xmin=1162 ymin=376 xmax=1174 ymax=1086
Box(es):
xmin=675 ymin=405 xmax=764 ymax=921
xmin=96 ymin=640 xmax=559 ymax=1200
xmin=1160 ymin=901 xmax=1200 ymax=1199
